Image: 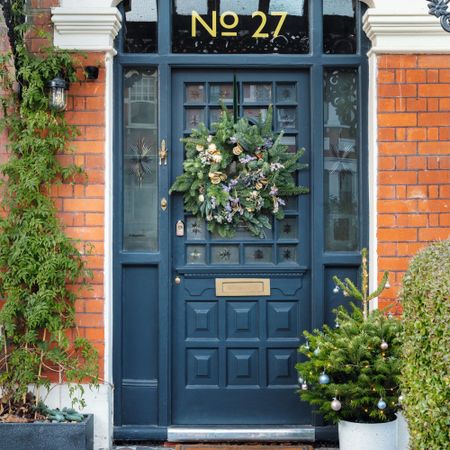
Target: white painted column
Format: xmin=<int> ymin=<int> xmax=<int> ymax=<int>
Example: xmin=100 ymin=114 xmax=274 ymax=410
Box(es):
xmin=51 ymin=2 xmax=121 ymax=449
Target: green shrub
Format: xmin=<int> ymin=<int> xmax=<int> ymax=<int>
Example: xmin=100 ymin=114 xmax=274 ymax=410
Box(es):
xmin=400 ymin=239 xmax=450 ymax=449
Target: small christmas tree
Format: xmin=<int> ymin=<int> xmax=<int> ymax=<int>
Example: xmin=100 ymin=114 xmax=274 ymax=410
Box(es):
xmin=296 ymin=249 xmax=402 ymax=424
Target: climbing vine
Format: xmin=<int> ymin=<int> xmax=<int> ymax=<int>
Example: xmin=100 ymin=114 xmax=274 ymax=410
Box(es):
xmin=0 ymin=1 xmax=98 ymax=414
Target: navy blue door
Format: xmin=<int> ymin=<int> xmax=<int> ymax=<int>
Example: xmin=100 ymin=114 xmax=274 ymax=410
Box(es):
xmin=171 ymin=70 xmax=311 ymax=425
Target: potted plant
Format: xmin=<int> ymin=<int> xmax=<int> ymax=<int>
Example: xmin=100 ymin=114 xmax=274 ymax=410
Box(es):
xmin=0 ymin=3 xmax=98 ymax=449
xmin=296 ymin=249 xmax=402 ymax=450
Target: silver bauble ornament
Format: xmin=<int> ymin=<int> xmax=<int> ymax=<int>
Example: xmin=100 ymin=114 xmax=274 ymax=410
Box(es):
xmin=301 ymin=381 xmax=308 ymax=391
xmin=380 ymin=341 xmax=389 ymax=350
xmin=377 ymin=399 xmax=387 ymax=410
xmin=304 ymin=340 xmax=310 ymax=350
xmin=398 ymin=395 xmax=404 ymax=405
xmin=319 ymin=371 xmax=330 ymax=385
xmin=313 ymin=347 xmax=321 ymax=356
xmin=333 ymin=285 xmax=340 ymax=294
xmin=331 ymin=398 xmax=342 ymax=411
xmin=335 ymin=319 xmax=340 ymax=329
xmin=298 ymin=376 xmax=304 ymax=385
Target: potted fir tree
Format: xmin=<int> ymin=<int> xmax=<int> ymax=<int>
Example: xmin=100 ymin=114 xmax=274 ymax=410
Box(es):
xmin=296 ymin=249 xmax=402 ymax=450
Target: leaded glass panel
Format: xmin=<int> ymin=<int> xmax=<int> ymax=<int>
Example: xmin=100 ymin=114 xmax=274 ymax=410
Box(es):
xmin=324 ymin=69 xmax=359 ymax=251
xmin=123 ymin=68 xmax=159 ymax=252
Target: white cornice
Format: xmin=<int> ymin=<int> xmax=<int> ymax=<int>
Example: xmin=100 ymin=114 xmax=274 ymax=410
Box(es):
xmin=51 ymin=7 xmax=122 ymax=54
xmin=363 ymin=10 xmax=450 ymax=55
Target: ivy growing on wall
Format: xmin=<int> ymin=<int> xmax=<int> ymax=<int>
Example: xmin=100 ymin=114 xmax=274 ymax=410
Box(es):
xmin=0 ymin=1 xmax=98 ymax=410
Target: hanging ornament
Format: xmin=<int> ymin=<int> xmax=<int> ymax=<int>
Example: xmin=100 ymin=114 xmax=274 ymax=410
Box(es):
xmin=377 ymin=398 xmax=387 ymax=410
xmin=333 ymin=285 xmax=340 ymax=294
xmin=304 ymin=340 xmax=310 ymax=350
xmin=380 ymin=341 xmax=389 ymax=350
xmin=301 ymin=381 xmax=308 ymax=391
xmin=398 ymin=395 xmax=404 ymax=405
xmin=319 ymin=371 xmax=330 ymax=385
xmin=385 ymin=279 xmax=391 ymax=289
xmin=298 ymin=376 xmax=304 ymax=385
xmin=313 ymin=347 xmax=321 ymax=356
xmin=335 ymin=319 xmax=340 ymax=329
xmin=331 ymin=398 xmax=342 ymax=411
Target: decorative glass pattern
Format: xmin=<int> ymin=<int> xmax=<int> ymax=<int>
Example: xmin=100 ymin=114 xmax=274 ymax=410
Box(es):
xmin=185 ymin=109 xmax=205 ymax=129
xmin=187 ymin=217 xmax=207 ymax=240
xmin=277 ymin=108 xmax=296 ymax=129
xmin=278 ymin=217 xmax=298 ymax=239
xmin=123 ymin=69 xmax=158 ymax=252
xmin=276 ymin=83 xmax=297 ymax=103
xmin=278 ymin=245 xmax=298 ymax=264
xmin=210 ymin=84 xmax=234 ymax=103
xmin=186 ymin=84 xmax=205 ymax=103
xmin=324 ymin=69 xmax=359 ymax=251
xmin=245 ymin=246 xmax=273 ymax=264
xmin=211 ymin=245 xmax=240 ymax=264
xmin=124 ymin=0 xmax=158 ymax=53
xmin=187 ymin=245 xmax=206 ymax=264
xmin=323 ymin=0 xmax=357 ymax=54
xmin=243 ymin=84 xmax=272 ymax=103
xmin=172 ymin=0 xmax=309 ymax=54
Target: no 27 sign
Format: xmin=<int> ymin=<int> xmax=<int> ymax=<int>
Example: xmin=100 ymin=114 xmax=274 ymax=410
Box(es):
xmin=191 ymin=10 xmax=288 ymax=38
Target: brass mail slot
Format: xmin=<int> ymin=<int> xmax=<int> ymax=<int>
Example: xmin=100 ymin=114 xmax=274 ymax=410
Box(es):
xmin=215 ymin=278 xmax=271 ymax=297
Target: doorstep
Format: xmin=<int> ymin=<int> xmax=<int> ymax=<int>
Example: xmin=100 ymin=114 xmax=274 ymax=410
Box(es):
xmin=113 ymin=446 xmax=339 ymax=450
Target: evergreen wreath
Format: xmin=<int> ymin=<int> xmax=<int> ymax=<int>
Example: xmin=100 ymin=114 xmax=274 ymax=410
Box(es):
xmin=170 ymin=108 xmax=308 ymax=238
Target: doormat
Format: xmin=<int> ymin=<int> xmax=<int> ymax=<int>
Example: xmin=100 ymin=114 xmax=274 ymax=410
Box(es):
xmin=174 ymin=445 xmax=314 ymax=450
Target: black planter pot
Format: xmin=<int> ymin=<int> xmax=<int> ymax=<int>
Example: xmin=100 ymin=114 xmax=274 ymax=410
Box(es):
xmin=0 ymin=414 xmax=94 ymax=450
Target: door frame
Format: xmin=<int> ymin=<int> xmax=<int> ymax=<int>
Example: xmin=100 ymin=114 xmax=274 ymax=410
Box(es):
xmin=113 ymin=0 xmax=369 ymax=440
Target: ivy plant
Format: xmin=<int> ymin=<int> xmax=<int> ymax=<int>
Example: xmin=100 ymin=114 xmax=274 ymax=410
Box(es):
xmin=0 ymin=1 xmax=98 ymax=412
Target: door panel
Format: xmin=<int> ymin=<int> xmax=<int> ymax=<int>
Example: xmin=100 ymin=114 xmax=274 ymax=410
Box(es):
xmin=171 ymin=70 xmax=311 ymax=425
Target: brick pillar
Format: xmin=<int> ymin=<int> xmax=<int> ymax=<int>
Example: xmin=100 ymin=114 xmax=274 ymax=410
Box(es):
xmin=377 ymin=55 xmax=450 ymax=312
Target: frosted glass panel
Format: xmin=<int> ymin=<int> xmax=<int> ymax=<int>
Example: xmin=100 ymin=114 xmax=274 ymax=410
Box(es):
xmin=123 ymin=69 xmax=158 ymax=252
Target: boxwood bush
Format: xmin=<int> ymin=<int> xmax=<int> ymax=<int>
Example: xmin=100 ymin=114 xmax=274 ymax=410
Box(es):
xmin=400 ymin=238 xmax=450 ymax=450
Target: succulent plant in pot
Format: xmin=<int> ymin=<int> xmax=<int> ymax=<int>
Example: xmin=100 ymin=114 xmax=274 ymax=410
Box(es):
xmin=296 ymin=249 xmax=402 ymax=450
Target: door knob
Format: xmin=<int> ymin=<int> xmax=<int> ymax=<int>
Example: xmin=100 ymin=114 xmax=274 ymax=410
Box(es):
xmin=161 ymin=197 xmax=168 ymax=211
xmin=174 ymin=276 xmax=181 ymax=285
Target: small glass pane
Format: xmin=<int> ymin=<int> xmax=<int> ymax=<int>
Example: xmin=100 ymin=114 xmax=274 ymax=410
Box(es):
xmin=243 ymin=84 xmax=272 ymax=103
xmin=324 ymin=69 xmax=359 ymax=251
xmin=278 ymin=245 xmax=298 ymax=264
xmin=212 ymin=224 xmax=273 ymax=240
xmin=244 ymin=108 xmax=268 ymax=124
xmin=187 ymin=217 xmax=206 ymax=240
xmin=277 ymin=108 xmax=296 ymax=129
xmin=124 ymin=0 xmax=158 ymax=53
xmin=278 ymin=217 xmax=298 ymax=239
xmin=280 ymin=135 xmax=297 ymax=153
xmin=276 ymin=83 xmax=296 ymax=103
xmin=324 ymin=0 xmax=357 ymax=54
xmin=284 ymin=196 xmax=298 ymax=211
xmin=209 ymin=108 xmax=232 ymax=127
xmin=186 ymin=84 xmax=205 ymax=103
xmin=187 ymin=245 xmax=206 ymax=264
xmin=210 ymin=84 xmax=234 ymax=103
xmin=123 ymin=69 xmax=158 ymax=252
xmin=211 ymin=245 xmax=240 ymax=264
xmin=186 ymin=109 xmax=205 ymax=129
xmin=245 ymin=246 xmax=273 ymax=264
xmin=172 ymin=0 xmax=309 ymax=54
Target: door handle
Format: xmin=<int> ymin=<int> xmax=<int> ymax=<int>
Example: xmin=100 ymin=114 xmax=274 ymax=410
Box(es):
xmin=159 ymin=139 xmax=168 ymax=165
xmin=161 ymin=197 xmax=168 ymax=211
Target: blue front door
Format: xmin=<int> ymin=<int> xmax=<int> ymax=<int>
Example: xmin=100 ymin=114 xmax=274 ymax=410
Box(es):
xmin=171 ymin=70 xmax=311 ymax=425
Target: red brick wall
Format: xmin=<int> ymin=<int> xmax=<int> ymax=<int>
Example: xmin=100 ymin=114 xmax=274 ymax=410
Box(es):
xmin=377 ymin=55 xmax=450 ymax=312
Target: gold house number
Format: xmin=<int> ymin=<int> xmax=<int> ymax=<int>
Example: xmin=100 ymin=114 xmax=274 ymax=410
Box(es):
xmin=191 ymin=10 xmax=288 ymax=38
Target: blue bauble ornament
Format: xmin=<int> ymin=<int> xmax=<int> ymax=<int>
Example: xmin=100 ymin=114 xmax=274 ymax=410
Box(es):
xmin=319 ymin=371 xmax=330 ymax=385
xmin=377 ymin=399 xmax=387 ymax=410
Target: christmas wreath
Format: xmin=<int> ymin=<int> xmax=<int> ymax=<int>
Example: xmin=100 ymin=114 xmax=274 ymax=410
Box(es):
xmin=170 ymin=108 xmax=308 ymax=238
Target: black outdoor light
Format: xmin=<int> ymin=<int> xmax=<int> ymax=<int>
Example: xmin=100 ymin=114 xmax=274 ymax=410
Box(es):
xmin=84 ymin=66 xmax=99 ymax=80
xmin=48 ymin=75 xmax=68 ymax=111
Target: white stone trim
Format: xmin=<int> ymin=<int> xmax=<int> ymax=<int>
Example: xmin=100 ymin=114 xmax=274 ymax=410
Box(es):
xmin=362 ymin=0 xmax=450 ymax=55
xmin=368 ymin=52 xmax=379 ymax=310
xmin=51 ymin=7 xmax=122 ymax=54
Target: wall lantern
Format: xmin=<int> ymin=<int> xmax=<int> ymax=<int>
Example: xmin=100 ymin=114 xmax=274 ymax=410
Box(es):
xmin=48 ymin=75 xmax=68 ymax=111
xmin=84 ymin=66 xmax=99 ymax=80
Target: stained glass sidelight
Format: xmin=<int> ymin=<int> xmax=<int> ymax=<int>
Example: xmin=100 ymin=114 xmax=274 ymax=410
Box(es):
xmin=172 ymin=0 xmax=309 ymax=54
xmin=323 ymin=0 xmax=357 ymax=54
xmin=123 ymin=69 xmax=159 ymax=252
xmin=123 ymin=0 xmax=158 ymax=53
xmin=324 ymin=69 xmax=359 ymax=251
